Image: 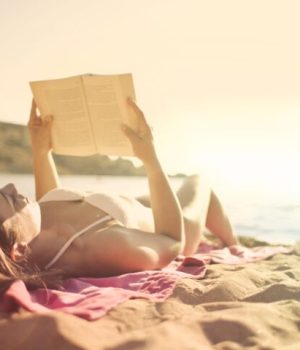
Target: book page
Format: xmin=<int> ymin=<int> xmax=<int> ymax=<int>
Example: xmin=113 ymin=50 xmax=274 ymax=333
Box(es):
xmin=30 ymin=76 xmax=96 ymax=156
xmin=82 ymin=74 xmax=137 ymax=156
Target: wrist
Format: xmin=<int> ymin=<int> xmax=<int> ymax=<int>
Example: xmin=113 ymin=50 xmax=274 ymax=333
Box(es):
xmin=143 ymin=155 xmax=163 ymax=174
xmin=32 ymin=148 xmax=52 ymax=158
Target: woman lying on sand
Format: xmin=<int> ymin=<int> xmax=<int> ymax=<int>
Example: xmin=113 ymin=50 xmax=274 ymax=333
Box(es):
xmin=0 ymin=99 xmax=237 ymax=288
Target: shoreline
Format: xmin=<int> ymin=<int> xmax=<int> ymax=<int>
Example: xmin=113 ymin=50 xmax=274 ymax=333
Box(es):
xmin=1 ymin=173 xmax=299 ymax=246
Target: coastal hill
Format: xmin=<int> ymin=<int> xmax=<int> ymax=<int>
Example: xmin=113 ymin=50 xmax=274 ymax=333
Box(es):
xmin=0 ymin=121 xmax=146 ymax=176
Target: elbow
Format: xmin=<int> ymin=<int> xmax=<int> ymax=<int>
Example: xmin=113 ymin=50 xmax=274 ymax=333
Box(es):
xmin=169 ymin=226 xmax=186 ymax=255
xmin=157 ymin=240 xmax=183 ymax=269
xmin=162 ymin=221 xmax=185 ymax=248
xmin=158 ymin=226 xmax=185 ymax=267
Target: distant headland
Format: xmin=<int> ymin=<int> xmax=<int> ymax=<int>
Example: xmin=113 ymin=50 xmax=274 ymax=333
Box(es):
xmin=0 ymin=122 xmax=185 ymax=177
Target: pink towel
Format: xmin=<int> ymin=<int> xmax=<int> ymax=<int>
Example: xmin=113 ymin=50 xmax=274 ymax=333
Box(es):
xmin=180 ymin=243 xmax=293 ymax=265
xmin=0 ymin=243 xmax=292 ymax=320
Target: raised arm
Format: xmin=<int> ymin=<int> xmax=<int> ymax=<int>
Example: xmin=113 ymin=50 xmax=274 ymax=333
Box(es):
xmin=28 ymin=99 xmax=60 ymax=201
xmin=122 ymin=99 xmax=184 ymax=250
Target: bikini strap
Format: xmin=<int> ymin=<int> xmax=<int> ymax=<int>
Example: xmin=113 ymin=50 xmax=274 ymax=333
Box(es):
xmin=44 ymin=214 xmax=112 ymax=270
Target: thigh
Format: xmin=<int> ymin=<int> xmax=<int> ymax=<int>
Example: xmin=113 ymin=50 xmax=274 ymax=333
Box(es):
xmin=181 ymin=175 xmax=212 ymax=226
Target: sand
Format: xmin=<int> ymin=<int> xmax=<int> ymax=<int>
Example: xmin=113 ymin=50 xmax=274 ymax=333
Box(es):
xmin=0 ymin=237 xmax=299 ymax=350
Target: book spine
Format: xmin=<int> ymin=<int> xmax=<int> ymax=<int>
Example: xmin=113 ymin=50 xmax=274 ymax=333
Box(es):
xmin=80 ymin=76 xmax=99 ymax=153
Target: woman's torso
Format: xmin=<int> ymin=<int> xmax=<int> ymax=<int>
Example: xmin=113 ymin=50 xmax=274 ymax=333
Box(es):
xmin=30 ymin=188 xmax=154 ymax=276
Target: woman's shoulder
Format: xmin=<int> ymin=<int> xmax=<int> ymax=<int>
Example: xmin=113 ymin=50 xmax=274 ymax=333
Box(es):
xmin=38 ymin=187 xmax=86 ymax=203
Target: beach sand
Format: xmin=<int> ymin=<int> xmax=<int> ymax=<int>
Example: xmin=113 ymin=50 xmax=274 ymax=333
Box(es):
xmin=0 ymin=237 xmax=299 ymax=350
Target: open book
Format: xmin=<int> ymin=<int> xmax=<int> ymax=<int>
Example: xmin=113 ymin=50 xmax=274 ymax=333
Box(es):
xmin=30 ymin=73 xmax=137 ymax=156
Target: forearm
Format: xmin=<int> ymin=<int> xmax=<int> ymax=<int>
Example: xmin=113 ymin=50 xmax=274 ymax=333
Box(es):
xmin=122 ymin=99 xmax=184 ymax=247
xmin=144 ymin=155 xmax=184 ymax=247
xmin=32 ymin=150 xmax=60 ymax=201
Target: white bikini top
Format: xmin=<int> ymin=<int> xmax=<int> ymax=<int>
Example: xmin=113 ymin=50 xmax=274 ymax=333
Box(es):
xmin=39 ymin=188 xmax=131 ymax=225
xmin=39 ymin=187 xmax=129 ymax=270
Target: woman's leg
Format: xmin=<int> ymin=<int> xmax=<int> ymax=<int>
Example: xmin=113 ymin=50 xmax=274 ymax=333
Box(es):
xmin=175 ymin=175 xmax=211 ymax=255
xmin=136 ymin=175 xmax=238 ymax=256
xmin=205 ymin=190 xmax=238 ymax=247
xmin=136 ymin=176 xmax=209 ymax=255
xmin=176 ymin=175 xmax=238 ymax=255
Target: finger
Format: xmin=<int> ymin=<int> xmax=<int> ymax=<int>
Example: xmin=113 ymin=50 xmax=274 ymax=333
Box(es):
xmin=127 ymin=98 xmax=144 ymax=116
xmin=29 ymin=99 xmax=39 ymax=122
xmin=121 ymin=123 xmax=141 ymax=142
xmin=29 ymin=99 xmax=36 ymax=121
xmin=127 ymin=98 xmax=147 ymax=123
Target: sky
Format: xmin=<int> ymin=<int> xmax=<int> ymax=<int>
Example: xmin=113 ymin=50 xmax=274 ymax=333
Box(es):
xmin=0 ymin=0 xmax=299 ymax=198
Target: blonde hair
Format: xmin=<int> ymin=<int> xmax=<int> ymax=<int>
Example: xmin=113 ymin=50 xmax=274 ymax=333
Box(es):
xmin=0 ymin=223 xmax=62 ymax=293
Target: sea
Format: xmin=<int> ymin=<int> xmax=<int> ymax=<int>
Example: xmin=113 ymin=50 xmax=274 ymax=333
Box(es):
xmin=1 ymin=174 xmax=299 ymax=245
